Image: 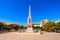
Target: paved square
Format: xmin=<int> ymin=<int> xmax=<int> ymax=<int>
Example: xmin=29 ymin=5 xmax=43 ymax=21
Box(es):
xmin=0 ymin=32 xmax=60 ymax=40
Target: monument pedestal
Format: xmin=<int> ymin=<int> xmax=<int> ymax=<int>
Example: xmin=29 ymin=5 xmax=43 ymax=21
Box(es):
xmin=26 ymin=28 xmax=33 ymax=33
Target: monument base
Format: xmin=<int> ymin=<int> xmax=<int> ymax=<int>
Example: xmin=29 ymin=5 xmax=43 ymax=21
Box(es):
xmin=26 ymin=28 xmax=33 ymax=33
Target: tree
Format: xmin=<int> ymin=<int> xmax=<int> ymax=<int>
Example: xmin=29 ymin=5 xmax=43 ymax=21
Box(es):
xmin=55 ymin=22 xmax=60 ymax=30
xmin=32 ymin=25 xmax=40 ymax=32
xmin=20 ymin=25 xmax=24 ymax=29
xmin=8 ymin=24 xmax=14 ymax=29
xmin=0 ymin=22 xmax=4 ymax=31
xmin=13 ymin=24 xmax=20 ymax=31
xmin=43 ymin=22 xmax=56 ymax=31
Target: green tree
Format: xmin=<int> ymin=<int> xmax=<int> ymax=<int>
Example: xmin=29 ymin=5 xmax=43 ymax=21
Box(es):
xmin=55 ymin=22 xmax=60 ymax=30
xmin=0 ymin=22 xmax=4 ymax=31
xmin=32 ymin=25 xmax=40 ymax=32
xmin=43 ymin=22 xmax=56 ymax=31
xmin=20 ymin=25 xmax=24 ymax=29
xmin=8 ymin=24 xmax=14 ymax=29
xmin=13 ymin=24 xmax=20 ymax=31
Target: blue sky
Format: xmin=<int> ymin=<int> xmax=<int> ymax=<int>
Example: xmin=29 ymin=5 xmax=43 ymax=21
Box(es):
xmin=0 ymin=0 xmax=60 ymax=24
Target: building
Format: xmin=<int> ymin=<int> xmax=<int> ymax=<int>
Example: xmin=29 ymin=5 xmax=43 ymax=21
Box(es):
xmin=55 ymin=20 xmax=60 ymax=23
xmin=4 ymin=22 xmax=12 ymax=25
xmin=33 ymin=23 xmax=40 ymax=27
xmin=40 ymin=19 xmax=50 ymax=27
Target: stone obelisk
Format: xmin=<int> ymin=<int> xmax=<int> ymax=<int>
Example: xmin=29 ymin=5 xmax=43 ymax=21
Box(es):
xmin=26 ymin=5 xmax=33 ymax=32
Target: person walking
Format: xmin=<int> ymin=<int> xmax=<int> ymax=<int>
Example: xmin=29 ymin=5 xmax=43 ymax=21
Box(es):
xmin=40 ymin=27 xmax=43 ymax=35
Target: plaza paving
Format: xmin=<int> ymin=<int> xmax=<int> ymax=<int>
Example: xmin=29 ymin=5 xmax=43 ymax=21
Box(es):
xmin=0 ymin=32 xmax=60 ymax=40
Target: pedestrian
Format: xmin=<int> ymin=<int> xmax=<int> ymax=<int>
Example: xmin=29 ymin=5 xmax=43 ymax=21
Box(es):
xmin=40 ymin=27 xmax=43 ymax=35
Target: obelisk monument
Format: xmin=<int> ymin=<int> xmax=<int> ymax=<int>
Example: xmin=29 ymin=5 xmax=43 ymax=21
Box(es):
xmin=26 ymin=5 xmax=33 ymax=32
